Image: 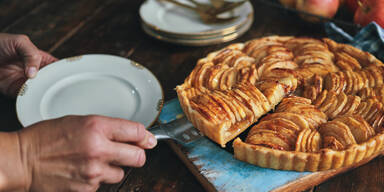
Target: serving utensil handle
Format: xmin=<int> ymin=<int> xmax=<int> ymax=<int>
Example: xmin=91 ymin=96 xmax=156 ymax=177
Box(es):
xmin=148 ymin=124 xmax=171 ymax=140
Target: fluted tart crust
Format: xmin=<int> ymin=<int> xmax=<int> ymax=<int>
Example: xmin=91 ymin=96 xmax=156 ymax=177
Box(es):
xmin=177 ymin=36 xmax=384 ymax=171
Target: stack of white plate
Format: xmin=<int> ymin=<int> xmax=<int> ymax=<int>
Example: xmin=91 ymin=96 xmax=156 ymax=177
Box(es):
xmin=139 ymin=0 xmax=254 ymax=46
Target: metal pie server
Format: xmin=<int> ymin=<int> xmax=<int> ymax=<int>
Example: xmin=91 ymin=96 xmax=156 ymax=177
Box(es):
xmin=148 ymin=116 xmax=203 ymax=144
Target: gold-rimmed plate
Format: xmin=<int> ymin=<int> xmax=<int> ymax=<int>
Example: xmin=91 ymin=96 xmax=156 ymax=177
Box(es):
xmin=141 ymin=11 xmax=253 ymax=46
xmin=140 ymin=0 xmax=253 ymax=37
xmin=16 ymin=54 xmax=164 ymax=128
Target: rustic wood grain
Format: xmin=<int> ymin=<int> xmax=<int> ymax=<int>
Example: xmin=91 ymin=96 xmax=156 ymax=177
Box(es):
xmin=315 ymin=155 xmax=384 ymax=192
xmin=0 ymin=0 xmax=383 ymax=191
xmin=3 ymin=0 xmax=116 ymax=51
xmin=272 ymin=154 xmax=384 ymax=192
xmin=0 ymin=0 xmax=45 ymax=31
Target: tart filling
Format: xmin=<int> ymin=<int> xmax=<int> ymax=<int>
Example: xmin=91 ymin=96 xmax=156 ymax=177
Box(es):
xmin=177 ymin=36 xmax=384 ymax=171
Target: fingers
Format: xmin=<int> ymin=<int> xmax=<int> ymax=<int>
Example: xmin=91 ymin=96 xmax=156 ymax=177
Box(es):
xmin=106 ymin=142 xmax=146 ymax=167
xmin=39 ymin=50 xmax=58 ymax=68
xmin=100 ymin=165 xmax=125 ymax=184
xmin=12 ymin=35 xmax=41 ymax=78
xmin=100 ymin=117 xmax=157 ymax=149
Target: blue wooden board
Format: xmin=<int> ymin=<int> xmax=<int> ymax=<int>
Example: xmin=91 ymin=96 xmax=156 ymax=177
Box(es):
xmin=158 ymin=99 xmax=313 ymax=192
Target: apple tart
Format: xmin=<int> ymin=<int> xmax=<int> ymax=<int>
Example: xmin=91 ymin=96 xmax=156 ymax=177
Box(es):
xmin=177 ymin=36 xmax=384 ymax=171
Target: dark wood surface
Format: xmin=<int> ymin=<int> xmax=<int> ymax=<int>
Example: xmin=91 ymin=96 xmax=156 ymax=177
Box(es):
xmin=1 ymin=0 xmax=383 ymax=191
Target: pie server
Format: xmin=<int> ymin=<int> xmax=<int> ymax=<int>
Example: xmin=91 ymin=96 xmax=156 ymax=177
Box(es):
xmin=148 ymin=116 xmax=203 ymax=144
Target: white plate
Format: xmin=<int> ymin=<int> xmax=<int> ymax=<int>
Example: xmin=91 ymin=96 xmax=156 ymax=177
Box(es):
xmin=16 ymin=54 xmax=164 ymax=128
xmin=140 ymin=0 xmax=253 ymax=35
xmin=141 ymin=12 xmax=253 ymax=46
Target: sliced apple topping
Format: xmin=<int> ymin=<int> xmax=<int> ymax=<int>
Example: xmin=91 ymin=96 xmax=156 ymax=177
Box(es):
xmin=261 ymin=112 xmax=310 ymax=131
xmin=246 ymin=96 xmax=326 ymax=151
xmin=335 ymin=115 xmax=375 ymax=143
xmin=335 ymin=51 xmax=362 ymax=71
xmin=295 ymin=129 xmax=321 ymax=152
xmin=319 ymin=121 xmax=357 ymax=150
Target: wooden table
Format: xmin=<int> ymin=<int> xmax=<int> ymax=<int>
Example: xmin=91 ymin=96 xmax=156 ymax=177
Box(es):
xmin=1 ymin=0 xmax=383 ymax=191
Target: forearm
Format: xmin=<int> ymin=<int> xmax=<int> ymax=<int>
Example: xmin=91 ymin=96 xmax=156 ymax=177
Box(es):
xmin=0 ymin=132 xmax=27 ymax=192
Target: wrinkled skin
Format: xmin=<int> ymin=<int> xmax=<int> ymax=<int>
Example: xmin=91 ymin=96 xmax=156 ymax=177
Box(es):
xmin=0 ymin=33 xmax=57 ymax=96
xmin=19 ymin=115 xmax=157 ymax=192
xmin=0 ymin=33 xmax=157 ymax=192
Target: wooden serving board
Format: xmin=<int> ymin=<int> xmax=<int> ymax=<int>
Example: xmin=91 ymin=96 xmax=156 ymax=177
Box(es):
xmin=158 ymin=99 xmax=384 ymax=192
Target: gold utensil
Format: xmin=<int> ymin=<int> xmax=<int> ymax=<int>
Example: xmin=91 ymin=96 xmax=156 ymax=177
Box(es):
xmin=159 ymin=0 xmax=246 ymax=24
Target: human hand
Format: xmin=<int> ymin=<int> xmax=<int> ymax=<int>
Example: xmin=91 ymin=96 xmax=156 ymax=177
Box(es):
xmin=0 ymin=33 xmax=57 ymax=97
xmin=17 ymin=115 xmax=157 ymax=192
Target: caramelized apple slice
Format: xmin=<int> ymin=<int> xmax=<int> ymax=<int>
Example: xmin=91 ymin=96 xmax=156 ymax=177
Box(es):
xmin=360 ymin=99 xmax=375 ymax=119
xmin=323 ymin=136 xmax=345 ymax=150
xmin=190 ymin=99 xmax=220 ymax=124
xmin=217 ymin=90 xmax=249 ymax=121
xmin=357 ymin=87 xmax=375 ymax=101
xmin=193 ymin=62 xmax=214 ymax=88
xmin=238 ymin=66 xmax=258 ymax=85
xmin=336 ymin=51 xmax=361 ymax=70
xmin=219 ymin=68 xmax=238 ymax=90
xmin=313 ymin=74 xmax=324 ymax=93
xmin=372 ymin=111 xmax=384 ymax=132
xmin=295 ymin=129 xmax=321 ymax=152
xmin=232 ymin=89 xmax=264 ymax=119
xmin=261 ymin=112 xmax=310 ymax=131
xmin=366 ymin=101 xmax=383 ymax=124
xmin=367 ymin=66 xmax=383 ymax=87
xmin=246 ymin=131 xmax=291 ymax=151
xmin=329 ymin=91 xmax=348 ymax=119
xmin=357 ymin=70 xmax=369 ymax=89
xmin=259 ymin=61 xmax=298 ymax=77
xmin=375 ymin=86 xmax=384 ymax=103
xmin=300 ymin=64 xmax=330 ymax=77
xmin=354 ymin=102 xmax=368 ymax=118
xmin=339 ymin=95 xmax=361 ymax=116
xmin=256 ymin=79 xmax=292 ymax=106
xmin=335 ymin=72 xmax=346 ymax=93
xmin=313 ymin=90 xmax=328 ymax=108
xmin=255 ymin=121 xmax=297 ymax=146
xmin=344 ymin=70 xmax=354 ymax=95
xmin=214 ymin=91 xmax=242 ymax=122
xmin=207 ymin=64 xmax=228 ymax=89
xmin=303 ymin=86 xmax=317 ymax=101
xmin=322 ymin=38 xmax=339 ymax=52
xmin=306 ymin=129 xmax=321 ymax=152
xmin=260 ymin=68 xmax=298 ymax=81
xmin=295 ymin=128 xmax=310 ymax=152
xmin=335 ymin=60 xmax=353 ymax=71
xmin=318 ymin=90 xmax=337 ymax=113
xmin=227 ymin=91 xmax=256 ymax=122
xmin=208 ymin=94 xmax=237 ymax=124
xmin=336 ymin=115 xmax=375 ymax=143
xmin=353 ymin=71 xmax=365 ymax=94
xmin=278 ymin=104 xmax=327 ymax=129
xmin=319 ymin=121 xmax=357 ymax=148
xmin=325 ymin=91 xmax=341 ymax=117
xmin=285 ymin=37 xmax=323 ymax=51
xmin=324 ymin=73 xmax=340 ymax=93
xmin=277 ymin=96 xmax=312 ymax=110
xmin=238 ymin=83 xmax=271 ymax=112
xmin=362 ymin=70 xmax=375 ymax=88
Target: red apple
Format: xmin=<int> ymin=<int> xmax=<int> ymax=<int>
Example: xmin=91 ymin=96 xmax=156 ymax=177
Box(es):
xmin=354 ymin=0 xmax=384 ymax=28
xmin=345 ymin=0 xmax=359 ymax=13
xmin=296 ymin=0 xmax=340 ymax=22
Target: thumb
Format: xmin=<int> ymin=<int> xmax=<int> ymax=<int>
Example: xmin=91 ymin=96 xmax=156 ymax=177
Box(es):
xmin=13 ymin=35 xmax=42 ymax=78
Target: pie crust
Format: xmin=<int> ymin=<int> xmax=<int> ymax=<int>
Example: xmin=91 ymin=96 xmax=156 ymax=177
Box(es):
xmin=176 ymin=36 xmax=384 ymax=171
